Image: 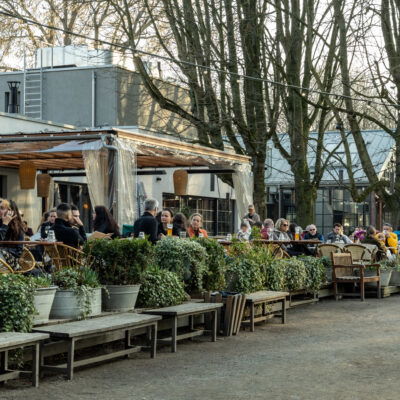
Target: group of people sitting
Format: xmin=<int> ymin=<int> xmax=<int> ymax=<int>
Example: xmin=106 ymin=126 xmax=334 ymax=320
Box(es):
xmin=132 ymin=198 xmax=208 ymax=243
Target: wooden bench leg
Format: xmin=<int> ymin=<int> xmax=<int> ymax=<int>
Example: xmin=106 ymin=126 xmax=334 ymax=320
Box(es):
xmin=0 ymin=350 xmax=8 ymax=386
xmin=211 ymin=310 xmax=217 ymax=342
xmin=250 ymin=304 xmax=255 ymax=332
xmin=67 ymin=338 xmax=75 ymax=380
xmin=282 ymin=299 xmax=286 ymax=324
xmin=189 ymin=315 xmax=194 ymax=340
xmin=32 ymin=343 xmax=40 ymax=387
xmin=171 ymin=317 xmax=177 ymax=353
xmin=150 ymin=323 xmax=157 ymax=358
xmin=262 ymin=302 xmax=266 ymax=323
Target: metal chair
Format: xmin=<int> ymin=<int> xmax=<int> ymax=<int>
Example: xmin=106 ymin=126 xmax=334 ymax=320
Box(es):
xmin=331 ymin=253 xmax=380 ymax=301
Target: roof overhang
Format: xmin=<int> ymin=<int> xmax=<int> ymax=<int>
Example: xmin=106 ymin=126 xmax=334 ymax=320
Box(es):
xmin=0 ymin=128 xmax=251 ymax=170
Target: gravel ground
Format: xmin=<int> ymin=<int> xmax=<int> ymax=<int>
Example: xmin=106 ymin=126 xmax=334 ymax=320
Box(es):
xmin=2 ymin=296 xmax=400 ymax=400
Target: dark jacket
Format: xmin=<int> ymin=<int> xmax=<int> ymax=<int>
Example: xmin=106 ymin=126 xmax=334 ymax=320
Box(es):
xmin=95 ymin=222 xmax=120 ymax=238
xmin=361 ymin=235 xmax=387 ymax=261
xmin=53 ymin=218 xmax=86 ymax=248
xmin=157 ymin=223 xmax=180 ymax=237
xmin=133 ymin=212 xmax=158 ymax=243
xmin=0 ymin=223 xmax=24 ymax=258
xmin=304 ymin=232 xmax=324 ymax=241
xmin=40 ymin=221 xmax=54 ymax=239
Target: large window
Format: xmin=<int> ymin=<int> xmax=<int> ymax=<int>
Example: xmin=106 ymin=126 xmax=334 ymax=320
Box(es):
xmin=163 ymin=193 xmax=235 ymax=235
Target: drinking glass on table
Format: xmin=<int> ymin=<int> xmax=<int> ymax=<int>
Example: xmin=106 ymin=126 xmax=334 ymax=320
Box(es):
xmin=167 ymin=224 xmax=173 ymax=236
xmin=47 ymin=230 xmax=56 ymax=242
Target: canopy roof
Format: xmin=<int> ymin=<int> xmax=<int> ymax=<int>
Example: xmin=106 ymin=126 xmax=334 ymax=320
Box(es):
xmin=0 ymin=128 xmax=251 ymax=170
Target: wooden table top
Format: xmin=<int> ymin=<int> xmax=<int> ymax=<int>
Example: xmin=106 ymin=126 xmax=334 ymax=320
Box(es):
xmin=245 ymin=290 xmax=289 ymax=303
xmin=218 ymin=239 xmax=321 ymax=245
xmin=145 ymin=302 xmax=223 ymax=317
xmin=0 ymin=241 xmax=63 ymax=246
xmin=0 ymin=332 xmax=49 ymax=348
xmin=33 ymin=313 xmax=161 ymax=338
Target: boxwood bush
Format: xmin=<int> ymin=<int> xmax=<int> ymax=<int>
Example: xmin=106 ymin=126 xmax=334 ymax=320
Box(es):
xmin=300 ymin=256 xmax=326 ymax=292
xmin=137 ymin=268 xmax=187 ymax=308
xmin=225 ymin=257 xmax=264 ymax=294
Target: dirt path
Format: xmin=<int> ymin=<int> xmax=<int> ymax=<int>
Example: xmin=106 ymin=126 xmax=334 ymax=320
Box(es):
xmin=2 ymin=297 xmax=400 ymax=400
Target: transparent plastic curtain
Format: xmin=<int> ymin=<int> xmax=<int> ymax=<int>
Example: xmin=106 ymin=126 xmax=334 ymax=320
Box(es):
xmin=114 ymin=138 xmax=137 ymax=225
xmin=82 ymin=141 xmax=110 ymax=210
xmin=232 ymin=163 xmax=253 ymax=227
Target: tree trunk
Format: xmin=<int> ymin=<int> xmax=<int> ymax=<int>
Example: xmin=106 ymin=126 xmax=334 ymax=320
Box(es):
xmin=252 ymin=152 xmax=267 ymax=220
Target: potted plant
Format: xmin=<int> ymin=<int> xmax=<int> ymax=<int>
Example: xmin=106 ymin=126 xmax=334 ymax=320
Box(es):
xmin=137 ymin=268 xmax=187 ymax=308
xmin=300 ymin=256 xmax=327 ymax=293
xmin=263 ymin=259 xmax=286 ymax=291
xmin=84 ymin=238 xmax=154 ymax=311
xmin=155 ymin=237 xmax=207 ymax=294
xmin=50 ymin=267 xmax=102 ymax=319
xmin=29 ymin=275 xmax=58 ymax=325
xmin=389 ymin=256 xmax=400 ymax=286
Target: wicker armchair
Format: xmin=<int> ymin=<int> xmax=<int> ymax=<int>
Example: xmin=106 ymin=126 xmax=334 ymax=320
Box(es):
xmin=317 ymin=243 xmax=341 ymax=258
xmin=343 ymin=244 xmax=370 ymax=263
xmin=14 ymin=247 xmax=36 ymax=274
xmin=44 ymin=243 xmax=85 ymax=270
xmin=0 ymin=258 xmax=13 ymax=274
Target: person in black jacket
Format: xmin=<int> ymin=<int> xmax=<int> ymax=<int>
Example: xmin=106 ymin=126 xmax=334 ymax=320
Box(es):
xmin=93 ymin=205 xmax=120 ymax=238
xmin=53 ymin=203 xmax=86 ymax=248
xmin=133 ymin=198 xmax=159 ymax=243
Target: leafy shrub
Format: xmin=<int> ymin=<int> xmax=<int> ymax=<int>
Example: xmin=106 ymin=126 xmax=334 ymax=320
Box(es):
xmin=300 ymin=256 xmax=326 ymax=292
xmin=0 ymin=274 xmax=35 ymax=332
xmin=194 ymin=237 xmax=226 ymax=291
xmin=155 ymin=237 xmax=207 ymax=293
xmin=84 ymin=238 xmax=154 ymax=285
xmin=52 ymin=267 xmax=101 ymax=318
xmin=28 ymin=274 xmax=53 ymax=288
xmin=225 ymin=257 xmax=264 ymax=294
xmin=137 ymin=268 xmax=187 ymax=308
xmin=264 ymin=260 xmax=286 ymax=291
xmin=282 ymin=258 xmax=307 ymax=291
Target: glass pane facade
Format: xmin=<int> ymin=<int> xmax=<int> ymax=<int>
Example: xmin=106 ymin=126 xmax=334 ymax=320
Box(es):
xmin=163 ymin=193 xmax=235 ymax=235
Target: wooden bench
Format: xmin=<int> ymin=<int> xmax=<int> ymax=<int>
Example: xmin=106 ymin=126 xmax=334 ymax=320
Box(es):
xmin=242 ymin=290 xmax=289 ymax=332
xmin=33 ymin=313 xmax=161 ymax=380
xmin=144 ymin=302 xmax=223 ymax=353
xmin=0 ymin=332 xmax=49 ymax=387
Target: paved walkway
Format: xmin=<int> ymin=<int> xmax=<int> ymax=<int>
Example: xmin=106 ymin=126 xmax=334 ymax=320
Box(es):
xmin=2 ymin=296 xmax=400 ymax=399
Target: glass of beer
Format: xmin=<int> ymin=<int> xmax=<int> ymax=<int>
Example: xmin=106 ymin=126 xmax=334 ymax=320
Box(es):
xmin=167 ymin=224 xmax=173 ymax=236
xmin=295 ymin=226 xmax=301 ymax=240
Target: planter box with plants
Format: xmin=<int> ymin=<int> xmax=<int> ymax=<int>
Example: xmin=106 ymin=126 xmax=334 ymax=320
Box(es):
xmin=51 ymin=267 xmax=102 ymax=319
xmin=29 ymin=275 xmax=58 ymax=325
xmin=84 ymin=238 xmax=154 ymax=311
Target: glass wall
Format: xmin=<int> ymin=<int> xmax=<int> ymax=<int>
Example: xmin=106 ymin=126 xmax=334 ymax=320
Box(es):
xmin=163 ymin=193 xmax=235 ymax=235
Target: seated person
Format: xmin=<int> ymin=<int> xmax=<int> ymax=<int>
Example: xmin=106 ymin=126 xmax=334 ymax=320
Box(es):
xmin=93 ymin=205 xmax=120 ymax=238
xmin=382 ymin=223 xmax=398 ymax=254
xmin=157 ymin=208 xmax=180 ymax=238
xmin=237 ymin=222 xmax=251 ymax=241
xmin=261 ymin=218 xmax=274 ymax=239
xmin=0 ymin=199 xmax=24 ymax=270
xmin=303 ymin=224 xmax=324 ymax=241
xmin=187 ymin=213 xmax=208 ymax=238
xmin=133 ymin=198 xmax=159 ymax=243
xmin=53 ymin=203 xmax=86 ymax=248
xmin=361 ymin=225 xmax=387 ymax=261
xmin=40 ymin=209 xmax=57 ymax=239
xmin=70 ymin=204 xmax=87 ymax=242
xmin=172 ymin=212 xmax=187 ymax=237
xmin=325 ymin=223 xmax=352 ymax=244
xmin=271 ymin=218 xmax=291 ymax=240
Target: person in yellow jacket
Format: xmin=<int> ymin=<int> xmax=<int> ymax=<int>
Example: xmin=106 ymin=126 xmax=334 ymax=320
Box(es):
xmin=382 ymin=223 xmax=398 ymax=254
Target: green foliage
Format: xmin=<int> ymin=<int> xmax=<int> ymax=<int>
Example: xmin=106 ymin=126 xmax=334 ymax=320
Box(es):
xmin=137 ymin=268 xmax=187 ymax=308
xmin=155 ymin=237 xmax=207 ymax=293
xmin=84 ymin=238 xmax=154 ymax=285
xmin=225 ymin=257 xmax=264 ymax=294
xmin=28 ymin=274 xmax=53 ymax=289
xmin=281 ymin=258 xmax=307 ymax=291
xmin=250 ymin=226 xmax=262 ymax=240
xmin=52 ymin=267 xmax=101 ymax=319
xmin=300 ymin=256 xmax=326 ymax=292
xmin=0 ymin=274 xmax=35 ymax=332
xmin=194 ymin=237 xmax=227 ymax=291
xmin=264 ymin=260 xmax=286 ymax=291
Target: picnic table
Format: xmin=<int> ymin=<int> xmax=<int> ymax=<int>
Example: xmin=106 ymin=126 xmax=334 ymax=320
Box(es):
xmin=0 ymin=332 xmax=49 ymax=387
xmin=242 ymin=290 xmax=289 ymax=332
xmin=33 ymin=313 xmax=161 ymax=380
xmin=144 ymin=302 xmax=223 ymax=353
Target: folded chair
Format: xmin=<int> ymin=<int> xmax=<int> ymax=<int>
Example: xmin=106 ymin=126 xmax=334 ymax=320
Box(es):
xmin=331 ymin=253 xmax=380 ymax=301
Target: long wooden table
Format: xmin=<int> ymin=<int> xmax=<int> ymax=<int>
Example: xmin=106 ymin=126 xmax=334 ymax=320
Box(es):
xmin=0 ymin=332 xmax=49 ymax=387
xmin=144 ymin=303 xmax=223 ymax=353
xmin=0 ymin=241 xmax=63 ymax=246
xmin=242 ymin=290 xmax=289 ymax=332
xmin=33 ymin=313 xmax=161 ymax=380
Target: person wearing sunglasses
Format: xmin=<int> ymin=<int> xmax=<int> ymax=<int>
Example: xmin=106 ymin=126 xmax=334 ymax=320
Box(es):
xmin=303 ymin=224 xmax=324 ymax=241
xmin=272 ymin=218 xmax=291 ymax=241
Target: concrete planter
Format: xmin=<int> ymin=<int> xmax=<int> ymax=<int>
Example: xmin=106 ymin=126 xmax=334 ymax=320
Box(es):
xmin=50 ymin=287 xmax=102 ymax=319
xmin=33 ymin=286 xmax=57 ymax=325
xmin=389 ymin=270 xmax=400 ymax=286
xmin=365 ymin=270 xmax=392 ymax=287
xmin=103 ymin=284 xmax=141 ymax=312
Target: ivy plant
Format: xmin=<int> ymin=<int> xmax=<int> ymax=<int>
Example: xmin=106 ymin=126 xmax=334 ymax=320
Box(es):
xmin=225 ymin=257 xmax=264 ymax=294
xmin=282 ymin=258 xmax=307 ymax=291
xmin=264 ymin=260 xmax=286 ymax=291
xmin=0 ymin=274 xmax=35 ymax=332
xmin=137 ymin=268 xmax=187 ymax=308
xmin=299 ymin=256 xmax=326 ymax=292
xmin=84 ymin=238 xmax=154 ymax=285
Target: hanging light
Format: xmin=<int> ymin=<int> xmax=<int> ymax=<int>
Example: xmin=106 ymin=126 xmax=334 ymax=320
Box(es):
xmin=173 ymin=169 xmax=188 ymax=196
xmin=37 ymin=173 xmax=52 ymax=197
xmin=19 ymin=161 xmax=37 ymax=189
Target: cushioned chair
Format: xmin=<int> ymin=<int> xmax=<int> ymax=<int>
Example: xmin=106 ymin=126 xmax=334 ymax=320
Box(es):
xmin=331 ymin=253 xmax=381 ymax=301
